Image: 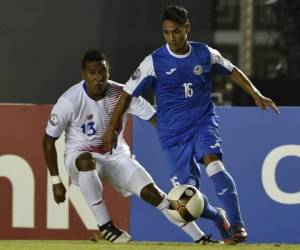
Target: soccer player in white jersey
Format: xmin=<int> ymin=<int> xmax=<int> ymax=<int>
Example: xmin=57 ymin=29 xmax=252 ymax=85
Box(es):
xmin=43 ymin=49 xmax=230 ymax=244
xmin=103 ymin=6 xmax=280 ymax=244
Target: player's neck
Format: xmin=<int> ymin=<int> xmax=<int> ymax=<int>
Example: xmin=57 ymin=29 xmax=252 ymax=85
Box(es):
xmin=92 ymin=93 xmax=105 ymax=101
xmin=87 ymin=87 xmax=107 ymax=101
xmin=172 ymin=42 xmax=189 ymax=55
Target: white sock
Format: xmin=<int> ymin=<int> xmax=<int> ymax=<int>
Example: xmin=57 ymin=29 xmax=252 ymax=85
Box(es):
xmin=180 ymin=222 xmax=205 ymax=241
xmin=78 ymin=169 xmax=111 ymax=226
xmin=206 ymin=160 xmax=225 ymax=177
xmin=157 ymin=194 xmax=205 ymax=241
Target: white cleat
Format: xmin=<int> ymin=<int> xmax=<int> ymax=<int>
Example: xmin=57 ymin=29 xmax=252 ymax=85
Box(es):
xmin=98 ymin=221 xmax=131 ymax=243
xmin=111 ymin=231 xmax=132 ymax=243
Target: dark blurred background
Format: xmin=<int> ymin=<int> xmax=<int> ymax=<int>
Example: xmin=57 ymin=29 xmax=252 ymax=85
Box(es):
xmin=1 ymin=0 xmax=299 ymax=105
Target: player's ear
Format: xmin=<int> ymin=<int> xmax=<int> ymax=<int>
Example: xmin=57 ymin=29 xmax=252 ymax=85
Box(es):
xmin=186 ymin=23 xmax=191 ymax=33
xmin=107 ymin=62 xmax=111 ymax=78
xmin=104 ymin=60 xmax=110 ymax=79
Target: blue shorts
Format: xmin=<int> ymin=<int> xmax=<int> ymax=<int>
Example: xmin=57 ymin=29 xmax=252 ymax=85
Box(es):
xmin=164 ymin=126 xmax=223 ymax=189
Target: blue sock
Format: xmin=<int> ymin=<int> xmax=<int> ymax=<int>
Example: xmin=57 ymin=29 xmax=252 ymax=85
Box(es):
xmin=210 ymin=170 xmax=244 ymax=226
xmin=201 ymin=193 xmax=232 ymax=239
xmin=200 ymin=194 xmax=219 ymax=222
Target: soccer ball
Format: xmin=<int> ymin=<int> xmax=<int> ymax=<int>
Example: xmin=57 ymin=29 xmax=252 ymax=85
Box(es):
xmin=166 ymin=185 xmax=204 ymax=223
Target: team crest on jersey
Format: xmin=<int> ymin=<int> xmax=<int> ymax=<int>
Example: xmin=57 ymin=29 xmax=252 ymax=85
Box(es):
xmin=49 ymin=114 xmax=58 ymax=126
xmin=193 ymin=65 xmax=203 ymax=75
xmin=131 ymin=68 xmax=141 ymax=80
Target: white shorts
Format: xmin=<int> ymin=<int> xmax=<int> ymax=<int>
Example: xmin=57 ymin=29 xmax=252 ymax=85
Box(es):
xmin=64 ymin=149 xmax=154 ymax=197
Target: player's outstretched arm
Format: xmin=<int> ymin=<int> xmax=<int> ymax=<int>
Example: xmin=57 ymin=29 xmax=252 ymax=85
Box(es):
xmin=227 ymin=67 xmax=280 ymax=114
xmin=42 ymin=134 xmax=66 ymax=204
xmin=103 ymin=91 xmax=133 ymax=153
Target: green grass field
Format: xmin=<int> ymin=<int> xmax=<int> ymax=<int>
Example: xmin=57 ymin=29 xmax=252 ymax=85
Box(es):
xmin=1 ymin=241 xmax=300 ymax=250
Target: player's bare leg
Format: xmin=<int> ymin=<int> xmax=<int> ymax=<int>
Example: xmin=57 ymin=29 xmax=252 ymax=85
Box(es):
xmin=75 ymin=152 xmax=131 ymax=243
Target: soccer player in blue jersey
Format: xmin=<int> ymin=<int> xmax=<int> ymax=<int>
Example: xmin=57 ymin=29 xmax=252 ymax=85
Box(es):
xmin=103 ymin=5 xmax=280 ymax=244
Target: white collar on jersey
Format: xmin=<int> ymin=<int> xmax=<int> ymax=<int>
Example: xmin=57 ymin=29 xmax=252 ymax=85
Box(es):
xmin=166 ymin=42 xmax=192 ymax=58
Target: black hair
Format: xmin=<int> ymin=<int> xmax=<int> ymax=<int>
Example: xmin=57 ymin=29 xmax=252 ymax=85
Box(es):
xmin=161 ymin=5 xmax=189 ymax=25
xmin=81 ymin=49 xmax=107 ymax=69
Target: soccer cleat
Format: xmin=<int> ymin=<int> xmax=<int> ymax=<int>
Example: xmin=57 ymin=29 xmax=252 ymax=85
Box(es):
xmin=195 ymin=234 xmax=224 ymax=244
xmin=228 ymin=225 xmax=248 ymax=244
xmin=98 ymin=221 xmax=131 ymax=243
xmin=215 ymin=207 xmax=231 ymax=241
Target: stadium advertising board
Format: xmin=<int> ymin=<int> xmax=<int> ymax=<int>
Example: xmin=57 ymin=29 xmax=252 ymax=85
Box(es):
xmin=1 ymin=105 xmax=299 ymax=243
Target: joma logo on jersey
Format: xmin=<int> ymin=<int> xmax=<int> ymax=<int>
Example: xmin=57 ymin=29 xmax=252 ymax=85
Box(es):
xmin=210 ymin=142 xmax=221 ymax=149
xmin=166 ymin=68 xmax=177 ymax=75
xmin=193 ymin=65 xmax=203 ymax=75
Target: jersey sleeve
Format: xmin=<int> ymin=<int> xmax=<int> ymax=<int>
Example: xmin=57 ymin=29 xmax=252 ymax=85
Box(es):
xmin=127 ymin=96 xmax=156 ymax=120
xmin=45 ymin=97 xmax=73 ymax=138
xmin=123 ymin=55 xmax=157 ymax=97
xmin=208 ymin=46 xmax=234 ymax=75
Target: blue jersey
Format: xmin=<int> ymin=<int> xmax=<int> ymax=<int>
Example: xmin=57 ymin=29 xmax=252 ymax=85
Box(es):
xmin=124 ymin=42 xmax=234 ymax=149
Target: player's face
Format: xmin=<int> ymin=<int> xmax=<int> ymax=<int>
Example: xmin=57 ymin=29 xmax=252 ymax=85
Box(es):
xmin=81 ymin=60 xmax=109 ymax=100
xmin=162 ymin=20 xmax=190 ymax=54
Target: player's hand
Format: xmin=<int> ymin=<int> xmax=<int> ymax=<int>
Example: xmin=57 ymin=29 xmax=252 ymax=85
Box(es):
xmin=254 ymin=95 xmax=280 ymax=114
xmin=102 ymin=130 xmax=117 ymax=154
xmin=52 ymin=183 xmax=66 ymax=204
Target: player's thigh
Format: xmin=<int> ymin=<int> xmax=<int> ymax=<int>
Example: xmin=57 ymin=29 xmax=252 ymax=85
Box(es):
xmin=100 ymin=153 xmax=154 ymax=197
xmin=125 ymin=166 xmax=155 ymax=198
xmin=194 ymin=127 xmax=223 ymax=164
xmin=164 ymin=141 xmax=200 ymax=187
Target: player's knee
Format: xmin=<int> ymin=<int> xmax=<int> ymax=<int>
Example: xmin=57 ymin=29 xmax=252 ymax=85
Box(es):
xmin=140 ymin=183 xmax=163 ymax=207
xmin=75 ymin=152 xmax=96 ymax=171
xmin=203 ymin=154 xmax=220 ymax=166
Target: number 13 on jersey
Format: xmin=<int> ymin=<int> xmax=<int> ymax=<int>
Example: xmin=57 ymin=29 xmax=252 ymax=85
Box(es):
xmin=81 ymin=122 xmax=96 ymax=136
xmin=183 ymin=82 xmax=193 ymax=98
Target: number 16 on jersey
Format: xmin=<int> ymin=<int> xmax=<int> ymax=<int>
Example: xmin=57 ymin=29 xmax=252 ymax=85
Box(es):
xmin=183 ymin=82 xmax=193 ymax=98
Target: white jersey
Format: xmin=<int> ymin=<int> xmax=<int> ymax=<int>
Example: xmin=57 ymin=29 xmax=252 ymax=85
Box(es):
xmin=46 ymin=80 xmax=155 ymax=155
